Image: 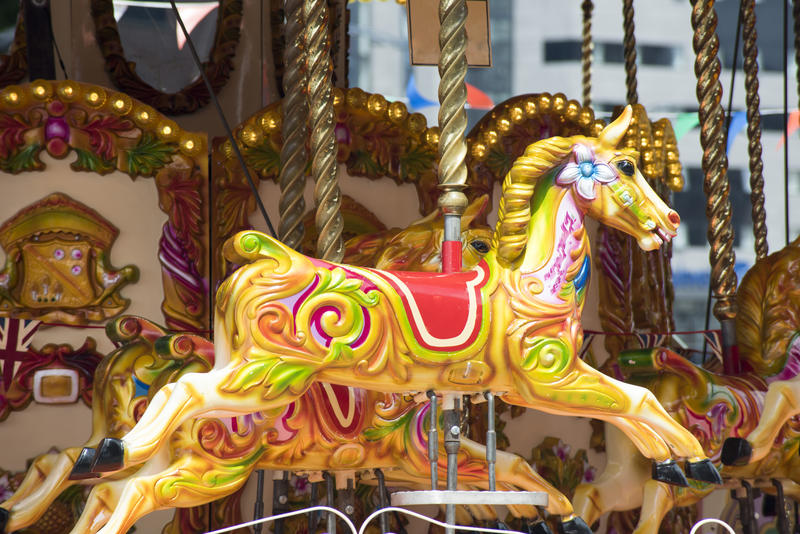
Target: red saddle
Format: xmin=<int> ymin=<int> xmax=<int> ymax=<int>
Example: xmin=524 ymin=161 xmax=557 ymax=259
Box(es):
xmin=375 ymin=261 xmax=490 ymax=352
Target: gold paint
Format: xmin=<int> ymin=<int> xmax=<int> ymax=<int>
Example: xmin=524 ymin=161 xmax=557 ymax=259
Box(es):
xmin=367 ymin=94 xmax=388 ymax=116
xmin=4 ymin=90 xmax=19 ymax=105
xmin=346 ymin=87 xmax=367 ymax=109
xmin=471 ymin=142 xmax=487 ymax=159
xmin=408 ymin=113 xmax=427 ymax=133
xmin=261 ymin=110 xmax=281 ymax=132
xmin=524 ymin=100 xmax=537 ymax=117
xmin=426 ymin=128 xmax=440 ymax=147
xmin=496 ymin=118 xmax=511 ymax=133
xmin=239 ymin=125 xmax=262 ymax=147
xmin=552 ymin=93 xmax=567 ymax=113
xmin=332 ymin=87 xmax=344 ymax=108
xmin=483 ymin=130 xmax=498 ymax=146
xmin=40 ymin=375 xmax=73 ymax=398
xmin=538 ymin=94 xmax=552 ymax=112
xmin=509 ymin=106 xmax=525 ymax=124
xmin=388 ymin=101 xmax=408 ymax=123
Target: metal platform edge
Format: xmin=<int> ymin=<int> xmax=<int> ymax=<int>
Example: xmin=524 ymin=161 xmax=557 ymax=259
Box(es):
xmin=390 ymin=490 xmax=548 ymax=506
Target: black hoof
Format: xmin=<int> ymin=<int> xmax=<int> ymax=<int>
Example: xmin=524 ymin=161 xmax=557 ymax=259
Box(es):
xmin=721 ymin=437 xmax=752 ymax=466
xmin=527 ymin=519 xmax=554 ymax=534
xmin=90 ymin=438 xmax=125 ymax=473
xmin=0 ymin=506 xmax=9 ymax=533
xmin=68 ymin=447 xmax=100 ymax=480
xmin=652 ymin=460 xmax=689 ymax=487
xmin=685 ymin=458 xmax=723 ymax=485
xmin=560 ymin=517 xmax=592 ymax=534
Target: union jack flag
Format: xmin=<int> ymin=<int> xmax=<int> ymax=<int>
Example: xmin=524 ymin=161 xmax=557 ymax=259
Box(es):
xmin=0 ymin=318 xmax=41 ymax=393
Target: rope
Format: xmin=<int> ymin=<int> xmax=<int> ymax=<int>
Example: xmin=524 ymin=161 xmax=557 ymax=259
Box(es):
xmin=742 ymin=0 xmax=767 ymax=260
xmin=691 ymin=0 xmax=738 ymax=322
xmin=278 ymin=0 xmax=309 ymax=250
xmin=304 ymin=0 xmax=344 ymax=261
xmin=622 ymin=0 xmax=638 ymax=105
xmin=581 ymin=0 xmax=593 ymax=108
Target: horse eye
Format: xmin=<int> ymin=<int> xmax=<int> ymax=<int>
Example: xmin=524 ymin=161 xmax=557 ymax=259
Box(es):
xmin=616 ymin=160 xmax=635 ymax=176
xmin=470 ymin=240 xmax=490 ymax=254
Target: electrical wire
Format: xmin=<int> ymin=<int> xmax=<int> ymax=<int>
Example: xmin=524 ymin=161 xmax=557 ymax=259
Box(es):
xmin=169 ymin=1 xmax=277 ymax=238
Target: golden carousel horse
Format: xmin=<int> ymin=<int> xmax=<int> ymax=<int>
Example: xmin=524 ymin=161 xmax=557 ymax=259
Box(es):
xmin=573 ymin=236 xmax=800 ymax=533
xmin=1 ymin=201 xmax=579 ymax=534
xmin=80 ymin=108 xmax=721 ymax=498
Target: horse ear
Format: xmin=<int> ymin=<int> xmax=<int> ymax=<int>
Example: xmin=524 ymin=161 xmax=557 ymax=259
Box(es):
xmin=599 ymin=105 xmax=633 ymax=148
xmin=460 ymin=194 xmax=489 ymax=230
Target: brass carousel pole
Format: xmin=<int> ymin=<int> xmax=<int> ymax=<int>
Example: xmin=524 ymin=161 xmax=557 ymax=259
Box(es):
xmin=436 ymin=1 xmax=469 ymax=533
xmin=690 ymin=0 xmax=740 ymax=373
xmin=437 ymin=0 xmax=469 ymax=274
xmin=279 ymin=0 xmax=309 ymax=250
xmin=582 ymin=0 xmax=593 ymax=108
xmin=305 ymin=0 xmax=344 ymax=262
xmin=742 ymin=0 xmax=767 ymax=260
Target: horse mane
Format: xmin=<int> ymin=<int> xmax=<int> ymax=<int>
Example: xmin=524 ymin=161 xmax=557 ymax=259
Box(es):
xmin=736 ymin=236 xmax=800 ymax=376
xmin=492 ymin=135 xmax=588 ymax=265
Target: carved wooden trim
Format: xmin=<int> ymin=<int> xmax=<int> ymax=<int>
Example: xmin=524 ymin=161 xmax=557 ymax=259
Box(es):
xmin=0 ymin=80 xmax=209 ymax=331
xmin=90 ymin=0 xmax=243 ymax=115
xmin=0 ymin=5 xmax=26 ymax=89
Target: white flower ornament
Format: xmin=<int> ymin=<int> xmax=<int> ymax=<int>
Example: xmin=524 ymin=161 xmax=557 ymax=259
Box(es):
xmin=556 ymin=144 xmax=618 ymax=200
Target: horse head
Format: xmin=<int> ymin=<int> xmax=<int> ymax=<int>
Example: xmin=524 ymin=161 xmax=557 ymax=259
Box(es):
xmin=493 ymin=105 xmax=680 ymax=270
xmin=561 ymin=106 xmax=680 ymax=251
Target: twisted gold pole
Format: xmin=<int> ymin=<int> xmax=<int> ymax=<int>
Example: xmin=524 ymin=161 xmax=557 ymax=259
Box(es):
xmin=279 ymin=0 xmax=308 ymax=250
xmin=742 ymin=0 xmax=767 ymax=260
xmin=304 ymin=0 xmax=343 ymax=261
xmin=691 ymin=0 xmax=738 ymax=322
xmin=622 ymin=0 xmax=638 ymax=105
xmin=582 ymin=0 xmax=593 ymax=108
xmin=437 ymin=0 xmax=469 ymax=224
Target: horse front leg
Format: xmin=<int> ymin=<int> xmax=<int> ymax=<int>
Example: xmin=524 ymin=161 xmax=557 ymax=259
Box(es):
xmin=90 ymin=366 xmax=305 ymax=474
xmin=722 ymin=379 xmax=800 ymax=466
xmin=506 ymin=359 xmax=716 ymax=482
xmin=573 ymin=425 xmax=649 ymax=525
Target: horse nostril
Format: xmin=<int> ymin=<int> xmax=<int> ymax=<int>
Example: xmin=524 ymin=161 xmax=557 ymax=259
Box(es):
xmin=668 ymin=211 xmax=680 ymax=225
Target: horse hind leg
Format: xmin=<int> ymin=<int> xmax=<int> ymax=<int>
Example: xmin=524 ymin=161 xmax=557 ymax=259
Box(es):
xmin=722 ymin=379 xmax=800 ymax=466
xmin=90 ymin=366 xmax=304 ymax=473
xmin=1 ymin=448 xmax=86 ymax=533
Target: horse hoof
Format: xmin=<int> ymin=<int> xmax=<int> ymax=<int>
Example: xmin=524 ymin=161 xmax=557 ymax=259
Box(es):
xmin=68 ymin=447 xmax=101 ymax=480
xmin=685 ymin=458 xmax=723 ymax=484
xmin=720 ymin=437 xmax=752 ymax=466
xmin=560 ymin=516 xmax=592 ymax=534
xmin=90 ymin=438 xmax=125 ymax=473
xmin=652 ymin=460 xmax=689 ymax=487
xmin=0 ymin=506 xmax=9 ymax=533
xmin=527 ymin=519 xmax=554 ymax=534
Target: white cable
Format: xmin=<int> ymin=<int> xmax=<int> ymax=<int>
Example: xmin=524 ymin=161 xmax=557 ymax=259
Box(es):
xmin=204 ymin=505 xmax=358 ymax=534
xmin=358 ymin=507 xmax=527 ymax=534
xmin=690 ymin=518 xmax=736 ymax=534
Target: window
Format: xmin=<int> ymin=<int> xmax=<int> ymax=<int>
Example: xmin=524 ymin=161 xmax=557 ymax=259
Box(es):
xmin=640 ymin=44 xmax=676 ymax=67
xmin=543 ymin=40 xmax=582 ymax=62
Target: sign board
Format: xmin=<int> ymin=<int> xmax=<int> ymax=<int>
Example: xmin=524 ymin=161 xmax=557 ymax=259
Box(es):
xmin=406 ymin=0 xmax=492 ymax=67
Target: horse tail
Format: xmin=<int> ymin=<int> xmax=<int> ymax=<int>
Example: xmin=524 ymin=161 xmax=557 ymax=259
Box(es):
xmin=736 ymin=236 xmax=800 ymax=376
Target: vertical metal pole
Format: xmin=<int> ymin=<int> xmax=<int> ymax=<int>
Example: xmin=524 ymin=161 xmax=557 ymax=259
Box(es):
xmin=325 ymin=472 xmax=337 ymax=534
xmin=427 ymin=390 xmax=439 ymax=489
xmin=437 ymin=0 xmax=469 ymax=273
xmin=271 ymin=471 xmax=289 ymax=534
xmin=341 ymin=478 xmax=355 ymax=521
xmin=484 ymin=392 xmax=496 ymax=492
xmin=308 ymin=480 xmax=319 ymax=534
xmin=253 ymin=470 xmax=265 ymax=534
xmin=773 ymin=479 xmax=790 ymax=534
xmin=443 ymin=394 xmax=461 ymax=534
xmin=305 ymin=0 xmax=344 ymax=262
xmin=375 ymin=469 xmax=389 ymax=534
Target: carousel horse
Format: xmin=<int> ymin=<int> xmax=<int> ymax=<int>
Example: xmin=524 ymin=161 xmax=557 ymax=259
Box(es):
xmin=66 ymin=332 xmax=579 ymax=534
xmin=82 ymin=107 xmax=721 ymax=490
xmin=573 ymin=236 xmax=800 ymax=534
xmin=2 ymin=202 xmax=581 ymax=534
xmin=720 ymin=236 xmax=800 ymax=468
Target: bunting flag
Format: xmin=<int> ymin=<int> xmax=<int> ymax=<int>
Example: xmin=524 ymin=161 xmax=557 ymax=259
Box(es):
xmin=778 ymin=109 xmax=800 ymax=149
xmin=578 ymin=333 xmax=596 ymax=361
xmin=634 ymin=332 xmax=670 ymax=349
xmin=466 ymin=82 xmax=494 ymax=110
xmin=702 ymin=331 xmax=724 ymax=363
xmin=673 ymin=112 xmax=700 ymax=142
xmin=726 ymin=111 xmax=748 ymax=155
xmin=0 ymin=318 xmax=41 ymax=392
xmin=406 ymin=74 xmax=437 ymax=110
